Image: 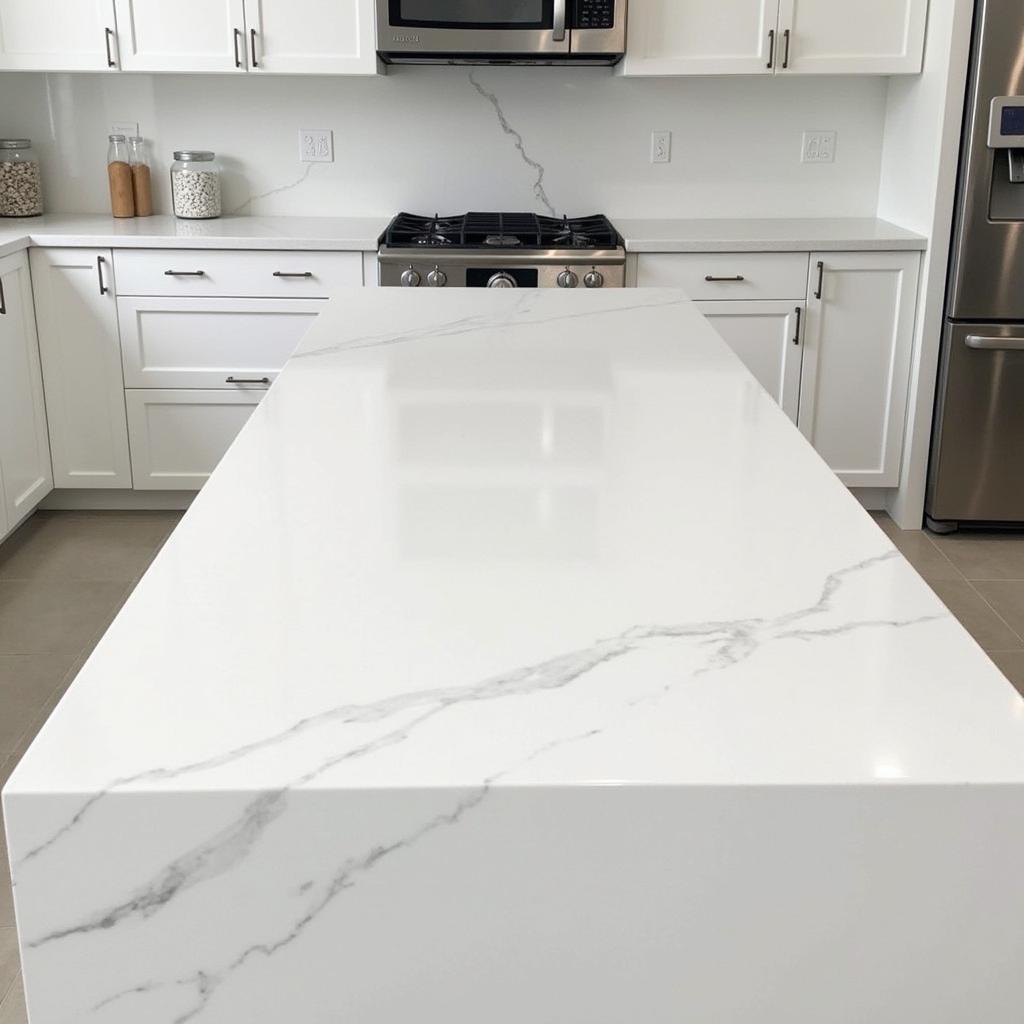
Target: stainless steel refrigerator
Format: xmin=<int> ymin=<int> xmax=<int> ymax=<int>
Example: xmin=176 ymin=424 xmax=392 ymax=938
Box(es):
xmin=927 ymin=0 xmax=1024 ymax=532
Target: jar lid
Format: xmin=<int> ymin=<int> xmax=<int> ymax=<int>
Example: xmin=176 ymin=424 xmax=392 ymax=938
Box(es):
xmin=173 ymin=151 xmax=215 ymax=162
xmin=0 ymin=139 xmax=31 ymax=149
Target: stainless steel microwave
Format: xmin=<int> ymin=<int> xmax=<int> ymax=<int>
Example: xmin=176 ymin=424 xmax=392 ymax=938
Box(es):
xmin=375 ymin=0 xmax=627 ymax=65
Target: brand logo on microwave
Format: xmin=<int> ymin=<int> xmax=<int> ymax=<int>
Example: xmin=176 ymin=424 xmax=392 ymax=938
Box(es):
xmin=392 ymin=33 xmax=420 ymax=43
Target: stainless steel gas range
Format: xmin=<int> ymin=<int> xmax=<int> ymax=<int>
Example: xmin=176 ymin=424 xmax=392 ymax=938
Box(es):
xmin=378 ymin=212 xmax=626 ymax=289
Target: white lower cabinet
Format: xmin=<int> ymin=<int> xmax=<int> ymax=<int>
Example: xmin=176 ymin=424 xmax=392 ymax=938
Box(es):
xmin=126 ymin=389 xmax=263 ymax=490
xmin=30 ymin=248 xmax=132 ymax=489
xmin=696 ymin=300 xmax=804 ymax=422
xmin=798 ymin=251 xmax=920 ymax=487
xmin=0 ymin=251 xmax=52 ymax=538
xmin=117 ymin=296 xmax=325 ymax=388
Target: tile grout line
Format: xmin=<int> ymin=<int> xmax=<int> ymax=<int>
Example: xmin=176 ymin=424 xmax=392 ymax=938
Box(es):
xmin=963 ymin=581 xmax=1024 ymax=647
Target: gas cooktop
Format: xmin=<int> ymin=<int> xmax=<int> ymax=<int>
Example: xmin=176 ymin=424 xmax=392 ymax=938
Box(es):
xmin=381 ymin=212 xmax=623 ymax=252
xmin=378 ymin=211 xmax=626 ymax=290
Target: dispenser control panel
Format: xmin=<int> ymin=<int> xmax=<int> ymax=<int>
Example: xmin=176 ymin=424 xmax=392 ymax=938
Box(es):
xmin=988 ymin=97 xmax=1024 ymax=148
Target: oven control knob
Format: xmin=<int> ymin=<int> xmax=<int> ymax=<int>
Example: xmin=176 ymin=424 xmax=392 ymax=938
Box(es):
xmin=426 ymin=266 xmax=447 ymax=288
xmin=400 ymin=267 xmax=421 ymax=288
xmin=557 ymin=269 xmax=579 ymax=289
xmin=487 ymin=272 xmax=517 ymax=289
xmin=584 ymin=270 xmax=605 ymax=289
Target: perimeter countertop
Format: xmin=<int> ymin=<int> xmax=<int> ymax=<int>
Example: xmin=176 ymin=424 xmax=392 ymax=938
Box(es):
xmin=0 ymin=213 xmax=389 ymax=258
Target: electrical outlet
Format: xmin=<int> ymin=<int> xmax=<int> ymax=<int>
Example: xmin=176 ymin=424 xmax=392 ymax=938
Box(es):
xmin=300 ymin=129 xmax=334 ymax=163
xmin=802 ymin=131 xmax=837 ymax=164
xmin=651 ymin=130 xmax=672 ymax=165
xmin=110 ymin=120 xmax=139 ymax=140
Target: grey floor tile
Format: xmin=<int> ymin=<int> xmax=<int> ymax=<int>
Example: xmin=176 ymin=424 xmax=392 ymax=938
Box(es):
xmin=971 ymin=580 xmax=1024 ymax=638
xmin=927 ymin=580 xmax=1024 ymax=652
xmin=929 ymin=531 xmax=1024 ymax=581
xmin=0 ymin=512 xmax=176 ymax=583
xmin=0 ymin=930 xmax=17 ymax=1005
xmin=0 ymin=580 xmax=130 ymax=656
xmin=0 ymin=654 xmax=77 ymax=710
xmin=871 ymin=514 xmax=962 ymax=582
xmin=0 ymin=845 xmax=12 ymax=929
xmin=0 ymin=976 xmax=25 ymax=1024
xmin=987 ymin=651 xmax=1024 ymax=698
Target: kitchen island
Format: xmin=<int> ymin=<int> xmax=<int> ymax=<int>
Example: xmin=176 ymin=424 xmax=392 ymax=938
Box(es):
xmin=4 ymin=289 xmax=1023 ymax=1023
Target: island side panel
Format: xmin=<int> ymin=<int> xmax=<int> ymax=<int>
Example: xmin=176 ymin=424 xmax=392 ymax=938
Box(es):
xmin=5 ymin=784 xmax=1023 ymax=1023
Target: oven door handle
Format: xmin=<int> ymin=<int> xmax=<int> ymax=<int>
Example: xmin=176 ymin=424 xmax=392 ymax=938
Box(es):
xmin=553 ymin=0 xmax=567 ymax=42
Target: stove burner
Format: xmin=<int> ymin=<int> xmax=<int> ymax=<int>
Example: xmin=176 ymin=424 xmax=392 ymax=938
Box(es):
xmin=381 ymin=212 xmax=622 ymax=252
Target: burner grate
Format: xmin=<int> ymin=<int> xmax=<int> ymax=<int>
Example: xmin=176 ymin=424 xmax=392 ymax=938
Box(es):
xmin=382 ymin=212 xmax=621 ymax=250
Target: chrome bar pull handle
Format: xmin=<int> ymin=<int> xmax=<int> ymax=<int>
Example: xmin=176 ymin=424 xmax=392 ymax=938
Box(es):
xmin=233 ymin=28 xmax=243 ymax=68
xmin=553 ymin=0 xmax=567 ymax=43
xmin=164 ymin=270 xmax=206 ymax=277
xmin=965 ymin=335 xmax=1024 ymax=351
xmin=226 ymin=376 xmax=271 ymax=385
xmin=272 ymin=271 xmax=314 ymax=278
xmin=814 ymin=260 xmax=825 ymax=300
xmin=250 ymin=28 xmax=259 ymax=68
xmin=97 ymin=256 xmax=109 ymax=296
xmin=793 ymin=306 xmax=802 ymax=345
xmin=105 ymin=27 xmax=117 ymax=68
xmin=767 ymin=29 xmax=776 ymax=69
xmin=782 ymin=28 xmax=791 ymax=69
xmin=705 ymin=275 xmax=745 ymax=282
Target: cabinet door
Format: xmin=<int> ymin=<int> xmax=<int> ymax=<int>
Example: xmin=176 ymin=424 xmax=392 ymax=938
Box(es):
xmin=243 ymin=0 xmax=376 ymax=75
xmin=125 ymin=389 xmax=263 ymax=490
xmin=777 ymin=0 xmax=928 ymax=75
xmin=118 ymin=296 xmax=324 ymax=389
xmin=0 ymin=252 xmax=52 ymax=532
xmin=622 ymin=0 xmax=780 ymax=76
xmin=696 ymin=301 xmax=804 ymax=423
xmin=798 ymin=252 xmax=920 ymax=487
xmin=30 ymin=249 xmax=132 ymax=490
xmin=0 ymin=0 xmax=117 ymax=70
xmin=113 ymin=0 xmax=246 ymax=72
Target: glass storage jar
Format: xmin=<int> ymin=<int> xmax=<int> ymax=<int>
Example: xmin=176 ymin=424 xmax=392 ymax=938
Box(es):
xmin=0 ymin=139 xmax=43 ymax=217
xmin=170 ymin=150 xmax=222 ymax=220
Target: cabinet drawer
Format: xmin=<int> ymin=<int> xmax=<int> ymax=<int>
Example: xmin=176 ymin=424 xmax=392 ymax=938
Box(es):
xmin=118 ymin=296 xmax=324 ymax=389
xmin=113 ymin=249 xmax=363 ymax=297
xmin=126 ymin=389 xmax=263 ymax=491
xmin=636 ymin=253 xmax=810 ymax=300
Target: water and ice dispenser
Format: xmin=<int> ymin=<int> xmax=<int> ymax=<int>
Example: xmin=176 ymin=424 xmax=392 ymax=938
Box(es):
xmin=988 ymin=97 xmax=1024 ymax=216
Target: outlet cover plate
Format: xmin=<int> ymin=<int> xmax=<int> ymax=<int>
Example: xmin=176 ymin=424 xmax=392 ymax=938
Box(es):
xmin=802 ymin=131 xmax=836 ymax=164
xmin=300 ymin=129 xmax=334 ymax=163
xmin=110 ymin=121 xmax=139 ymax=141
xmin=651 ymin=130 xmax=672 ymax=165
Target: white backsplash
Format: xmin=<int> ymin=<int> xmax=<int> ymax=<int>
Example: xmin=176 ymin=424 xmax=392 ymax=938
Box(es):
xmin=1 ymin=68 xmax=889 ymax=220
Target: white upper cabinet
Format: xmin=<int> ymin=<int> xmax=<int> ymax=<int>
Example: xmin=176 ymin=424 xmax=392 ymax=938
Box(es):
xmin=623 ymin=0 xmax=778 ymax=76
xmin=778 ymin=0 xmax=929 ymax=75
xmin=0 ymin=0 xmax=118 ymax=71
xmin=0 ymin=252 xmax=52 ymax=534
xmin=113 ymin=0 xmax=247 ymax=72
xmin=622 ymin=0 xmax=928 ymax=76
xmin=243 ymin=0 xmax=377 ymax=75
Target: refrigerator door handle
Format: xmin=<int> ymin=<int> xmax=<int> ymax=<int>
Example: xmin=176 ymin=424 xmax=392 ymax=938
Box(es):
xmin=966 ymin=334 xmax=1024 ymax=351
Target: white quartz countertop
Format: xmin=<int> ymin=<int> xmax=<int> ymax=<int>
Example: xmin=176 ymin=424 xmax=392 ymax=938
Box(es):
xmin=0 ymin=214 xmax=927 ymax=259
xmin=0 ymin=213 xmax=388 ymax=258
xmin=618 ymin=217 xmax=927 ymax=252
xmin=6 ymin=289 xmax=1023 ymax=805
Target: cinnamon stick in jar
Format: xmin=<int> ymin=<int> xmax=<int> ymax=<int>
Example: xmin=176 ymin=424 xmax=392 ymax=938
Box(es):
xmin=128 ymin=136 xmax=153 ymax=217
xmin=107 ymin=134 xmax=135 ymax=218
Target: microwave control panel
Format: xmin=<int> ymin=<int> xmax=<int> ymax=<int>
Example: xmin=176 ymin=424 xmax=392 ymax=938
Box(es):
xmin=575 ymin=0 xmax=615 ymax=30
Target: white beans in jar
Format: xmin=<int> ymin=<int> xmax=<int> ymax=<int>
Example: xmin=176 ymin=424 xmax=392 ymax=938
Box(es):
xmin=170 ymin=150 xmax=222 ymax=220
xmin=0 ymin=139 xmax=43 ymax=218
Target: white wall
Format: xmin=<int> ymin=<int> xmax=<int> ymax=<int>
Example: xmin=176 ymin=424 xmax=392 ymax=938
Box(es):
xmin=0 ymin=67 xmax=889 ymax=219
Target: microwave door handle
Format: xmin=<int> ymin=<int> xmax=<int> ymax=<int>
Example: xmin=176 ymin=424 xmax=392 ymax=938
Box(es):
xmin=553 ymin=0 xmax=567 ymax=42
